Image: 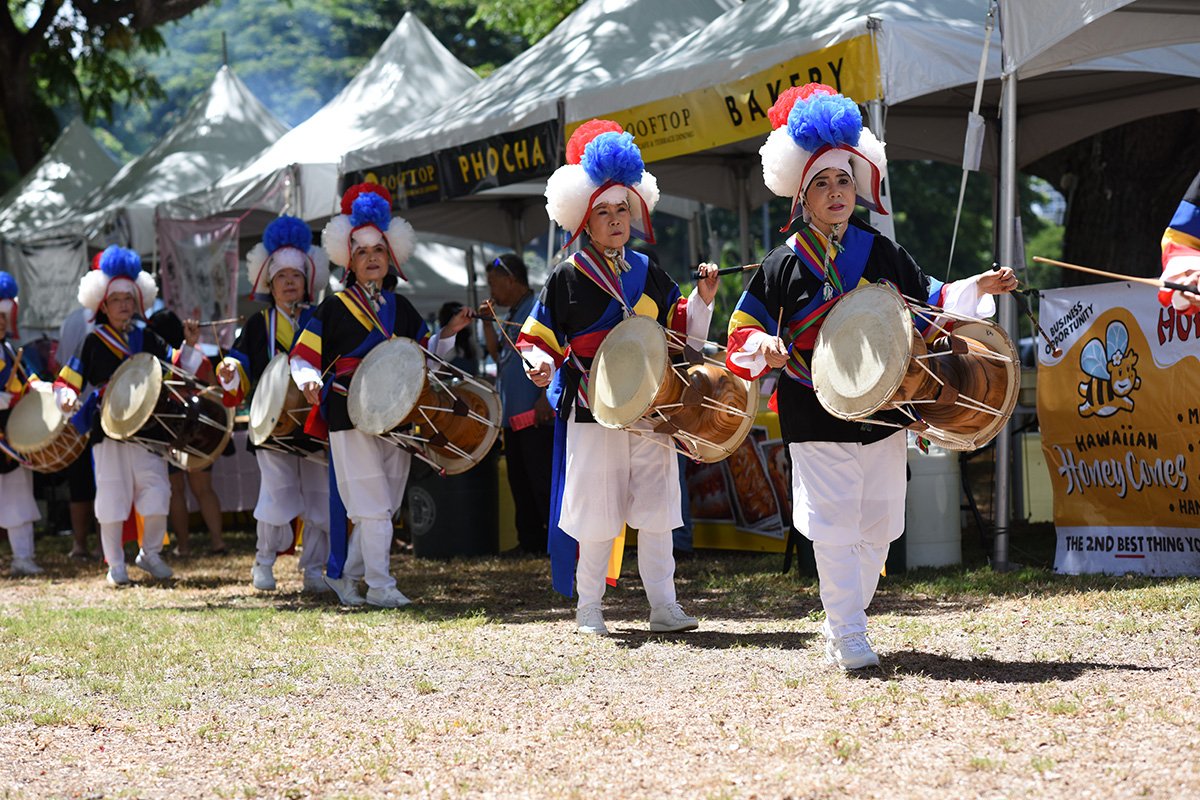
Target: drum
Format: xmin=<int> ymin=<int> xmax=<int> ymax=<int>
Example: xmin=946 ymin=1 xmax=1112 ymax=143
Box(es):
xmin=588 ymin=315 xmax=757 ymax=463
xmin=347 ymin=337 xmax=501 ymax=475
xmin=811 ymin=283 xmax=1020 ymax=451
xmin=101 ymin=352 xmax=234 ymax=470
xmin=249 ymin=353 xmax=326 ymax=463
xmin=5 ymin=386 xmax=87 ymax=473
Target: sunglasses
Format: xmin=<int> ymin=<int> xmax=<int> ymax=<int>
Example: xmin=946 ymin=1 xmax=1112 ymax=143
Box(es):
xmin=490 ymin=257 xmax=514 ymax=276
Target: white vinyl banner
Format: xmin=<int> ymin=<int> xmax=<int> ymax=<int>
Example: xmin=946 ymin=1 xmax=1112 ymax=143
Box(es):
xmin=1038 ymin=281 xmax=1200 ymax=576
xmin=157 ymin=216 xmax=240 ymax=349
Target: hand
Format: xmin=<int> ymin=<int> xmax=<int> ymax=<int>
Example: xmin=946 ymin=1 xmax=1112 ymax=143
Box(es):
xmin=183 ymin=318 xmax=201 ymax=347
xmin=758 ymin=335 xmax=790 ymax=369
xmin=440 ymin=306 xmax=473 ymax=338
xmin=696 ymin=262 xmax=719 ymax=306
xmin=302 ymin=381 xmax=322 ymax=405
xmin=979 ymin=266 xmax=1018 ymax=295
xmin=526 ymin=362 xmax=553 ymax=388
xmin=217 ymin=360 xmax=238 ymax=385
xmin=1169 ymin=264 xmax=1200 ymax=310
xmin=533 ymin=393 xmax=555 ymax=426
xmin=56 ymin=387 xmax=79 ymax=414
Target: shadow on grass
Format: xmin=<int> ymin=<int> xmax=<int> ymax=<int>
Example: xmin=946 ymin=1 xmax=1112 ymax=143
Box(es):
xmin=851 ymin=649 xmax=1165 ymax=684
xmin=609 ymin=628 xmax=819 ymax=651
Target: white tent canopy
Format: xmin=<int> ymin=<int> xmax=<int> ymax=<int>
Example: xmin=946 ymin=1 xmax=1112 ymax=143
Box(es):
xmin=341 ymin=0 xmax=735 ymax=246
xmin=159 ymin=13 xmax=479 ymax=232
xmin=0 ymin=118 xmax=121 ymax=240
xmin=60 ymin=66 xmax=288 ymax=255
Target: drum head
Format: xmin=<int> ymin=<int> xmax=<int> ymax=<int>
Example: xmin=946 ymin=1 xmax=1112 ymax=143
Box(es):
xmin=811 ymin=284 xmax=914 ymax=420
xmin=921 ymin=321 xmax=1020 ymax=452
xmin=426 ymin=381 xmax=502 ymax=476
xmin=101 ymin=352 xmax=162 ymax=440
xmin=347 ymin=337 xmax=427 ymax=435
xmin=6 ymin=386 xmax=66 ymax=453
xmin=589 ymin=316 xmax=670 ymax=429
xmin=250 ymin=353 xmax=293 ymax=446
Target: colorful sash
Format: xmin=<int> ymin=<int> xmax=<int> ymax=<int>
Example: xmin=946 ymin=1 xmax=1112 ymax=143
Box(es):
xmin=95 ymin=324 xmax=134 ymax=360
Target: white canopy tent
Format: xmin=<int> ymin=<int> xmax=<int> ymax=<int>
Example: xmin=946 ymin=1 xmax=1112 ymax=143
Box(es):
xmin=58 ymin=66 xmax=288 ymax=256
xmin=341 ymin=0 xmax=735 ymax=247
xmin=159 ymin=13 xmax=480 ymax=235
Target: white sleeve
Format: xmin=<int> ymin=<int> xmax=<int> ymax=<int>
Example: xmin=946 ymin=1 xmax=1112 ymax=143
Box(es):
xmin=939 ymin=275 xmax=997 ymax=320
xmin=54 ymin=386 xmax=78 ymax=413
xmin=1163 ymin=254 xmax=1200 ymax=310
xmin=175 ymin=344 xmax=205 ymax=375
xmin=217 ymin=358 xmax=241 ymax=392
xmin=684 ymin=288 xmax=715 ymax=348
xmin=728 ymin=329 xmax=773 ymax=378
xmin=290 ymin=355 xmax=321 ymax=391
xmin=519 ymin=345 xmax=557 ymax=379
xmin=0 ymin=391 xmax=12 ymax=411
xmin=430 ymin=331 xmax=458 ymax=359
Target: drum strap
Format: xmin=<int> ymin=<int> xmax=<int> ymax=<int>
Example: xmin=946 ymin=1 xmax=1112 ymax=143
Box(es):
xmin=95 ymin=324 xmax=133 ymax=360
xmin=571 ymin=244 xmax=633 ymax=315
xmin=569 ymin=352 xmax=591 ymax=410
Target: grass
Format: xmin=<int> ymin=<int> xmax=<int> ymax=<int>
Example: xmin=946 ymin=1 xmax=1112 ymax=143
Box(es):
xmin=0 ymin=525 xmax=1198 ymax=799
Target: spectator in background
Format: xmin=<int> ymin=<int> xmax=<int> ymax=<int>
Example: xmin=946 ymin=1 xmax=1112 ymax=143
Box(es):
xmin=479 ymin=254 xmax=553 ymax=556
xmin=438 ymin=301 xmax=478 ymax=375
xmin=147 ymin=308 xmax=227 ymax=557
xmin=56 ymin=304 xmax=97 ymax=560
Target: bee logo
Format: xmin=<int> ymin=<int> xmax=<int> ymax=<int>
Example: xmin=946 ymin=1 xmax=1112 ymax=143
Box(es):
xmin=1077 ymin=320 xmax=1141 ymax=418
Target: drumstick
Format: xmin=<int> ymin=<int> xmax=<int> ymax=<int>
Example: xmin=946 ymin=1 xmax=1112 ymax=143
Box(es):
xmin=473 ymin=313 xmax=523 ymax=328
xmin=196 ymin=316 xmax=243 ymax=328
xmin=1032 ymin=256 xmax=1200 ymax=296
xmin=1012 ymin=287 xmax=1062 ymax=358
xmin=694 ymin=262 xmax=761 ymax=280
xmin=485 ymin=299 xmax=537 ymax=370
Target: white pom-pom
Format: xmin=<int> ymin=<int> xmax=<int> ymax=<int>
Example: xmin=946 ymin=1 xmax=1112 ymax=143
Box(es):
xmin=245 ymin=243 xmax=269 ymax=293
xmin=631 ymin=170 xmax=659 ymax=235
xmin=850 ymin=128 xmax=887 ymax=210
xmin=321 ymin=215 xmax=353 ymax=267
xmin=136 ymin=272 xmax=158 ymax=312
xmin=545 ymin=164 xmax=595 ymax=233
xmin=77 ymin=270 xmax=108 ymax=313
xmin=328 ymin=271 xmax=345 ymax=294
xmin=759 ymin=127 xmax=809 ymax=200
xmin=385 ymin=216 xmax=416 ymax=266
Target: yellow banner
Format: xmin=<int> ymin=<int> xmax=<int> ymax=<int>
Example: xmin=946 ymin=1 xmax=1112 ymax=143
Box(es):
xmin=569 ymin=35 xmax=880 ymax=164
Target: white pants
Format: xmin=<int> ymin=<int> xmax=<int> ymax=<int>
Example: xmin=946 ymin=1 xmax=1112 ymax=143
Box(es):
xmin=99 ymin=515 xmax=167 ymax=571
xmin=576 ymin=530 xmax=676 ymax=610
xmin=329 ymin=429 xmax=411 ymax=590
xmin=93 ymin=439 xmax=171 ymax=524
xmin=560 ymin=414 xmax=682 ymax=541
xmin=253 ymin=449 xmax=330 ymax=577
xmin=790 ymin=433 xmax=907 ymax=638
xmin=0 ymin=465 xmax=40 ymax=531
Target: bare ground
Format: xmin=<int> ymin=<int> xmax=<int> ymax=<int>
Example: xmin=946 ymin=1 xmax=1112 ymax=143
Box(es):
xmin=1 ymin=534 xmax=1198 ymax=800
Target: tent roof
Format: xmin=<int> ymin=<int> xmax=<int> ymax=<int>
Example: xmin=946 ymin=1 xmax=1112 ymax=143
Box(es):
xmin=69 ymin=66 xmax=288 ymax=253
xmin=0 ymin=118 xmax=121 ymax=239
xmin=161 ymin=13 xmax=479 ymax=226
xmin=343 ymin=0 xmax=735 ymax=174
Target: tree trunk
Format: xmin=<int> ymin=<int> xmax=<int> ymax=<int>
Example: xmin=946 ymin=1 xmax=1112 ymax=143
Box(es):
xmin=0 ymin=61 xmax=45 ymax=175
xmin=1027 ymin=110 xmax=1200 ymax=285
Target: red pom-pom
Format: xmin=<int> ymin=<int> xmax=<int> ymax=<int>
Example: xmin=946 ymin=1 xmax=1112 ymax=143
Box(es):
xmin=767 ymin=83 xmax=836 ymax=130
xmin=341 ymin=182 xmax=391 ymax=215
xmin=566 ymin=120 xmax=624 ymax=165
xmin=90 ymin=252 xmax=103 ymax=271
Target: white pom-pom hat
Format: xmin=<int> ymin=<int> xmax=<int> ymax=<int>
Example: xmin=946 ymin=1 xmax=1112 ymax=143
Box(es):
xmin=78 ymin=246 xmax=158 ymax=318
xmin=759 ymin=84 xmax=887 ymax=227
xmin=545 ymin=119 xmax=660 ymax=248
xmin=321 ymin=183 xmax=415 ymax=283
xmin=246 ymin=215 xmax=330 ymax=303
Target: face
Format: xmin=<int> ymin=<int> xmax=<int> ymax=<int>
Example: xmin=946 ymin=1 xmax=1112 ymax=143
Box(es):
xmin=349 ymin=240 xmax=389 ymax=286
xmin=804 ymin=168 xmax=855 ymax=231
xmin=486 ymin=269 xmax=521 ymax=307
xmin=270 ymin=267 xmax=306 ymax=308
xmin=101 ymin=291 xmax=137 ymax=328
xmin=585 ymin=201 xmax=631 ymax=250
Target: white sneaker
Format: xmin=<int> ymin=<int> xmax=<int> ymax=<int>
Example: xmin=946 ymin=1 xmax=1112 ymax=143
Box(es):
xmin=365 ymin=586 xmax=412 ymax=608
xmin=324 ymin=574 xmax=366 ymax=606
xmin=106 ymin=565 xmax=130 ymax=587
xmin=575 ymin=604 xmax=609 ymax=635
xmin=302 ymin=573 xmax=331 ymax=593
xmin=649 ymin=602 xmax=699 ymax=633
xmin=825 ymin=631 xmax=881 ymax=670
xmin=251 ymin=564 xmax=276 ymax=591
xmin=134 ymin=551 xmax=174 ymax=580
xmin=10 ymin=558 xmax=43 ymax=576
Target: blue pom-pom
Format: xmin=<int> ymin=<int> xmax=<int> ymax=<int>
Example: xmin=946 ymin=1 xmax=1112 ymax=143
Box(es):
xmin=787 ymin=93 xmax=862 ymax=152
xmin=581 ymin=131 xmax=644 ymax=188
xmin=0 ymin=271 xmax=17 ymax=300
xmin=263 ymin=215 xmax=312 ymax=255
xmin=349 ymin=192 xmax=392 ymax=230
xmin=98 ymin=245 xmax=142 ymax=279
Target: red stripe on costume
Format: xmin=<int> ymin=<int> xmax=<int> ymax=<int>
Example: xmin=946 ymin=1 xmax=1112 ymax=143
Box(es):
xmin=669 ymin=297 xmax=688 ymax=335
xmin=567 ymin=330 xmax=607 ymax=358
xmin=304 ymin=405 xmax=328 ymax=440
xmin=222 ymin=384 xmax=245 ymax=408
xmin=292 ymin=342 xmax=320 ymax=368
xmin=516 ymin=332 xmax=566 ymax=368
xmin=726 ymin=327 xmax=768 ymax=381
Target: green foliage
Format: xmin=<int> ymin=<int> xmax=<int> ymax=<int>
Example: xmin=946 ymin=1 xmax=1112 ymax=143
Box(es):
xmin=429 ymin=0 xmax=583 ymax=44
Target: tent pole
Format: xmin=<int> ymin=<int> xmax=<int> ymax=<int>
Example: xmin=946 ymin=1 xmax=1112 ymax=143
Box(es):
xmin=866 ymin=100 xmax=896 ymax=241
xmin=545 ymin=218 xmax=558 ymax=273
xmin=737 ymin=163 xmax=751 ymax=267
xmin=993 ymin=68 xmax=1019 ymax=572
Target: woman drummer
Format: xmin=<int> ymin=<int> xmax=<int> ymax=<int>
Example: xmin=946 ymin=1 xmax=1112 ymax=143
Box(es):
xmin=1159 ymin=169 xmax=1200 ymax=314
xmin=290 ymin=183 xmax=469 ymax=609
xmin=0 ymin=270 xmax=46 ymax=576
xmin=517 ymin=120 xmax=719 ymax=635
xmin=217 ymin=215 xmax=331 ymax=593
xmin=726 ymin=85 xmax=1017 ymax=669
xmin=53 ymin=246 xmax=209 ymax=586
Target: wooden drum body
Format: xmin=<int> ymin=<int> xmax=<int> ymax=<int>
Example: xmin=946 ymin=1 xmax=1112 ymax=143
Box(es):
xmin=5 ymin=386 xmax=87 ymax=473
